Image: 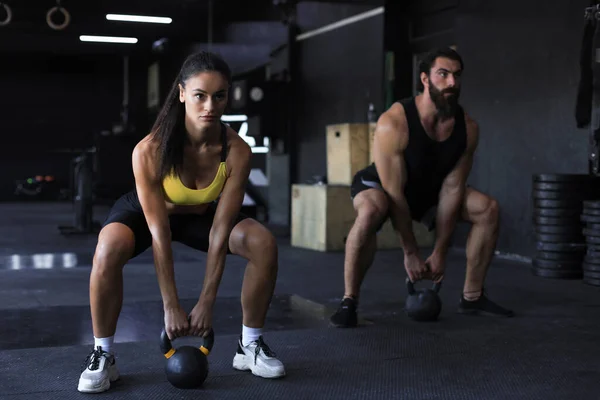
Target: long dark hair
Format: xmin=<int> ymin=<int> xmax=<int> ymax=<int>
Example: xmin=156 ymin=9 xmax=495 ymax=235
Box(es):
xmin=150 ymin=51 xmax=232 ymax=180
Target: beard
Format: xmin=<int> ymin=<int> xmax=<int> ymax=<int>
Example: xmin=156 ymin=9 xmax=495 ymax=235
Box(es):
xmin=429 ymin=83 xmax=460 ymax=118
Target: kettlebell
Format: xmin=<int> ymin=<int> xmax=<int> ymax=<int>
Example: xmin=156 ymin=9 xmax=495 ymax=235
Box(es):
xmin=159 ymin=328 xmax=215 ymax=389
xmin=405 ymin=277 xmax=443 ymax=321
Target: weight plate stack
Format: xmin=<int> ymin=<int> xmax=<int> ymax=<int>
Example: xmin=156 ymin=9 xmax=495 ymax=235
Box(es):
xmin=532 ymin=174 xmax=600 ymax=280
xmin=582 ymin=200 xmax=600 ymax=286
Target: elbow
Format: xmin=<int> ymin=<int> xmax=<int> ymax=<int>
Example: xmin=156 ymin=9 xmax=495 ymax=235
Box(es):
xmin=441 ymin=183 xmax=464 ymax=198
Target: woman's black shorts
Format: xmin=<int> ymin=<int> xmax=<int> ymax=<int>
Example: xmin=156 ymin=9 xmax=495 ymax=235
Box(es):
xmin=102 ymin=190 xmax=249 ymax=258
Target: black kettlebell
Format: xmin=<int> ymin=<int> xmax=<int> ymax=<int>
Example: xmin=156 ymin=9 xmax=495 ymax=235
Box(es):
xmin=159 ymin=328 xmax=215 ymax=389
xmin=405 ymin=277 xmax=443 ymax=321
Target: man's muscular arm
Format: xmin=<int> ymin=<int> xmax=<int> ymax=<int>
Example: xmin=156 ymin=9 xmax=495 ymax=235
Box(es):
xmin=373 ymin=109 xmax=419 ymax=255
xmin=433 ymin=116 xmax=479 ymax=256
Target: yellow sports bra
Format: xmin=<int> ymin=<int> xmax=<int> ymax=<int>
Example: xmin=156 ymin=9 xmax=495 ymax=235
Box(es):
xmin=162 ymin=123 xmax=229 ymax=205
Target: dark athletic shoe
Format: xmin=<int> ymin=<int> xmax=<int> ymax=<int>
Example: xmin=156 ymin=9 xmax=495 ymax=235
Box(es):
xmin=457 ymin=290 xmax=514 ymax=317
xmin=330 ymin=297 xmax=358 ymax=327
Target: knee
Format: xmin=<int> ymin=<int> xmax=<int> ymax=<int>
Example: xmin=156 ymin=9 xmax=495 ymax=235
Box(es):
xmin=258 ymin=231 xmax=278 ymax=260
xmin=93 ymin=238 xmax=132 ymax=275
xmin=482 ymin=197 xmax=500 ymax=225
xmin=250 ymin=231 xmax=278 ymax=276
xmin=356 ymin=202 xmax=388 ymax=231
xmin=242 ymin=224 xmax=278 ymax=264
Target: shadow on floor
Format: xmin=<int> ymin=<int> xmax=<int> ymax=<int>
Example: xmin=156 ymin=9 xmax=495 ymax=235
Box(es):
xmin=0 ymin=294 xmax=328 ymax=351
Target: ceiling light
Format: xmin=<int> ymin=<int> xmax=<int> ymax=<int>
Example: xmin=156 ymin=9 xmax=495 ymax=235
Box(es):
xmin=221 ymin=115 xmax=248 ymax=122
xmin=106 ymin=14 xmax=172 ymax=24
xmin=80 ymin=35 xmax=138 ymax=44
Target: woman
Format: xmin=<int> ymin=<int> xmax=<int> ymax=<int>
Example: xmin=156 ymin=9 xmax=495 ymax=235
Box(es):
xmin=77 ymin=51 xmax=285 ymax=394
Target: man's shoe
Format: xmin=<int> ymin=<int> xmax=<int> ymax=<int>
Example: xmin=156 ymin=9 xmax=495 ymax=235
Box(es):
xmin=329 ymin=297 xmax=358 ymax=328
xmin=458 ymin=290 xmax=514 ymax=317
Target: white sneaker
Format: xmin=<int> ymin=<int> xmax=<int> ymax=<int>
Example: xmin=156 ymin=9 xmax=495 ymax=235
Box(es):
xmin=232 ymin=336 xmax=286 ymax=378
xmin=77 ymin=346 xmax=120 ymax=393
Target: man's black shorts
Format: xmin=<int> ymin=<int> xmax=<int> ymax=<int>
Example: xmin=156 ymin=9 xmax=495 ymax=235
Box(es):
xmin=349 ymin=165 xmax=437 ymax=231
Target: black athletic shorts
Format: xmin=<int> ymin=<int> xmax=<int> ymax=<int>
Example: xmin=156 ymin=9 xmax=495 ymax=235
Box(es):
xmin=102 ymin=189 xmax=249 ymax=259
xmin=350 ymin=166 xmax=437 ymax=231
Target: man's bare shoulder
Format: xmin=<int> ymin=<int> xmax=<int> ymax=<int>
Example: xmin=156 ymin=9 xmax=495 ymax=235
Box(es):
xmin=462 ymin=111 xmax=480 ymax=150
xmin=375 ymin=102 xmax=409 ymax=149
xmin=379 ymin=102 xmax=408 ymax=129
xmin=463 ymin=111 xmax=479 ymax=132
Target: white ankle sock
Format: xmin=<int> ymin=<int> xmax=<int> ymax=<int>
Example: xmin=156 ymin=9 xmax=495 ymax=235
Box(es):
xmin=242 ymin=325 xmax=262 ymax=347
xmin=94 ymin=336 xmax=114 ymax=355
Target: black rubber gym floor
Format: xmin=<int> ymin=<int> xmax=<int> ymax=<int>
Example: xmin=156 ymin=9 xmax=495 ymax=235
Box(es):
xmin=1 ymin=202 xmax=599 ymax=399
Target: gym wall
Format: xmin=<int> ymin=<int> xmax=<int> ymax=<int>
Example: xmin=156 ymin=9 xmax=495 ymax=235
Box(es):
xmin=186 ymin=43 xmax=275 ymax=78
xmin=296 ymin=2 xmax=379 ymax=32
xmin=294 ymin=3 xmax=385 ymax=183
xmin=0 ymin=53 xmax=148 ymax=201
xmin=453 ymin=0 xmax=591 ymax=257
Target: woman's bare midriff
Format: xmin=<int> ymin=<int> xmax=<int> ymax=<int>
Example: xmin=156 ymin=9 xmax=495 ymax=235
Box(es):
xmin=164 ymin=202 xmax=211 ymax=215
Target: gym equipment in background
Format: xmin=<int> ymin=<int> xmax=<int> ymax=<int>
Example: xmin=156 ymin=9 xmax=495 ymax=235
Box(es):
xmin=58 ymin=149 xmax=100 ymax=235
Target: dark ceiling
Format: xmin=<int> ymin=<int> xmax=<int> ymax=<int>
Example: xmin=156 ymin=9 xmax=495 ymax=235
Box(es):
xmin=0 ymin=0 xmax=382 ymax=55
xmin=0 ymin=0 xmax=278 ymax=54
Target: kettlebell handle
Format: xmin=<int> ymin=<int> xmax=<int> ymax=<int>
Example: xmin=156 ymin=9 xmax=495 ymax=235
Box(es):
xmin=406 ymin=277 xmax=416 ymax=295
xmin=160 ymin=328 xmax=215 ymax=359
xmin=405 ymin=277 xmax=443 ymax=293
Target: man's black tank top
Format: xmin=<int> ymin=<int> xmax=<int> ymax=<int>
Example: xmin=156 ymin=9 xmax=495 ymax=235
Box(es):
xmin=368 ymin=96 xmax=467 ymax=214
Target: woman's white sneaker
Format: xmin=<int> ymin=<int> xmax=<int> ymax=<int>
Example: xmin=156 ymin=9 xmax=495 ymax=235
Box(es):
xmin=232 ymin=336 xmax=286 ymax=379
xmin=77 ymin=346 xmax=120 ymax=393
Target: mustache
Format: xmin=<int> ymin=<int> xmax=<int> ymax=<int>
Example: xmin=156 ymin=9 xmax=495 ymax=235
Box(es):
xmin=442 ymin=88 xmax=459 ymax=95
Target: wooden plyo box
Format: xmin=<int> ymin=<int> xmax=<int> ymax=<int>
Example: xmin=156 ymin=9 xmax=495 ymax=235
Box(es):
xmin=291 ymin=184 xmax=436 ymax=252
xmin=326 ymin=123 xmax=370 ymax=185
xmin=368 ymin=122 xmax=377 ymax=164
xmin=291 ymin=184 xmax=355 ymax=252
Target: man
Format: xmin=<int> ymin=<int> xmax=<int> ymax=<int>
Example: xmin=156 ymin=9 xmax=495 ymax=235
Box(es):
xmin=330 ymin=47 xmax=513 ymax=328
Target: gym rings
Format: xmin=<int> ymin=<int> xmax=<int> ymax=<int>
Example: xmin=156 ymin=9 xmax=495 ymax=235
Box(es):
xmin=0 ymin=3 xmax=12 ymax=27
xmin=46 ymin=5 xmax=71 ymax=31
xmin=0 ymin=2 xmax=71 ymax=30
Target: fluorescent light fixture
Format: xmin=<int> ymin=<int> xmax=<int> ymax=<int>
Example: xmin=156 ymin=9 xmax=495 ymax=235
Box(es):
xmin=80 ymin=35 xmax=138 ymax=44
xmin=106 ymin=14 xmax=172 ymax=24
xmin=220 ymin=115 xmax=268 ymax=153
xmin=221 ymin=114 xmax=248 ymax=122
xmin=10 ymin=255 xmax=21 ymax=270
